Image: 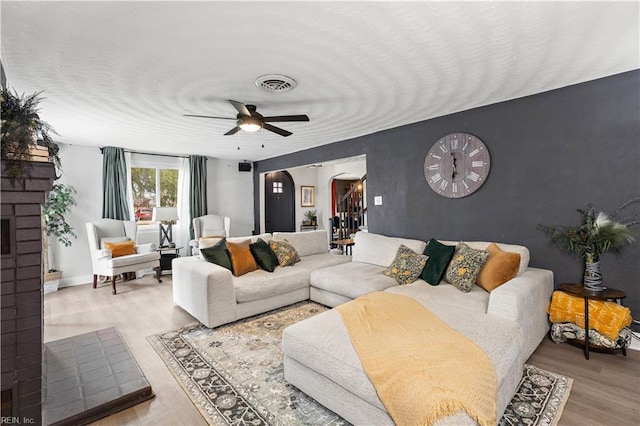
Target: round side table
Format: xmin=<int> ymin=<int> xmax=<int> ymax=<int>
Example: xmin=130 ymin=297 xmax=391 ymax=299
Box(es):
xmin=558 ymin=283 xmax=627 ymax=360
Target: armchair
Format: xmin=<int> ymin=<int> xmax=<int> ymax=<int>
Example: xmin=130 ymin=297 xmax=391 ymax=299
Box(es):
xmin=190 ymin=214 xmax=231 ymax=255
xmin=86 ymin=219 xmax=162 ymax=294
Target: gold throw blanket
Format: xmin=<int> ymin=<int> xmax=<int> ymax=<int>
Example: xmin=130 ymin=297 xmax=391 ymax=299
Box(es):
xmin=548 ymin=290 xmax=632 ymax=340
xmin=337 ymin=292 xmax=497 ymax=426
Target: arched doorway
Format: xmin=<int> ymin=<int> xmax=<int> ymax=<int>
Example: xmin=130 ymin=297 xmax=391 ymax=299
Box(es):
xmin=264 ymin=171 xmax=295 ymax=233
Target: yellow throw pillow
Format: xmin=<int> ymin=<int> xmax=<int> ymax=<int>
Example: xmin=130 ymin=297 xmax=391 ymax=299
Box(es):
xmin=226 ymin=240 xmax=259 ymax=277
xmin=103 ymin=240 xmax=137 ymax=258
xmin=476 ymin=243 xmax=520 ymax=292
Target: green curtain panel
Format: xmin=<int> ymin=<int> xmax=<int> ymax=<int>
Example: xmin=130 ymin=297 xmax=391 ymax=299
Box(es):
xmin=101 ymin=146 xmax=131 ymax=220
xmin=189 ymin=155 xmax=208 ymax=239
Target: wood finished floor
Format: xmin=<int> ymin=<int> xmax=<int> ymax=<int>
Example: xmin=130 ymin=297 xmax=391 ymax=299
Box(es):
xmin=44 ymin=276 xmax=640 ymax=426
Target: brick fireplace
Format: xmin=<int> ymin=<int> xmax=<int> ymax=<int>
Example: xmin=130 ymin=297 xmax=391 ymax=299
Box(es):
xmin=1 ymin=162 xmax=56 ymax=423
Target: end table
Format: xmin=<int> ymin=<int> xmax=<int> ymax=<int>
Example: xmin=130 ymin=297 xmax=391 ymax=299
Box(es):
xmin=558 ymin=283 xmax=627 ymax=360
xmin=157 ymin=246 xmax=183 ymax=273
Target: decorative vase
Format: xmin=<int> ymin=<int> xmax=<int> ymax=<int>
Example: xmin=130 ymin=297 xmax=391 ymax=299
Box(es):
xmin=583 ymin=251 xmax=603 ymax=292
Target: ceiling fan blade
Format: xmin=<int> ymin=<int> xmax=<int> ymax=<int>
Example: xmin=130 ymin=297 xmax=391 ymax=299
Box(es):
xmin=263 ymin=115 xmax=310 ymax=122
xmin=263 ymin=123 xmax=292 ymax=137
xmin=228 ymin=99 xmax=251 ymax=116
xmin=224 ymin=126 xmax=241 ymax=136
xmin=183 ymin=114 xmax=235 ymax=120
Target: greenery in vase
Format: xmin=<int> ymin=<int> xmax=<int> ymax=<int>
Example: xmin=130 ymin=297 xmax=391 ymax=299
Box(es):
xmin=1 ymin=88 xmax=61 ymax=180
xmin=537 ymin=198 xmax=639 ymax=261
xmin=304 ymin=209 xmax=317 ymax=222
xmin=44 ymin=183 xmax=77 ymax=247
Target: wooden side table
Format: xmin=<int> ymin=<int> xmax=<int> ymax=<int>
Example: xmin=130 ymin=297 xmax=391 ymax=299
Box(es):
xmin=558 ymin=283 xmax=627 ymax=360
xmin=334 ymin=239 xmax=355 ymax=256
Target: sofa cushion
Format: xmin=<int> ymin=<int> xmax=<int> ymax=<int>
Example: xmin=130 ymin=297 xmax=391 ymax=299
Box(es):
xmin=103 ymin=240 xmax=136 ymax=258
xmin=249 ymin=238 xmax=279 ymax=272
xmin=294 ymin=252 xmax=352 ymax=273
xmin=233 ymin=267 xmax=309 ymax=303
xmin=476 ymin=243 xmax=521 ymax=292
xmin=227 ymin=233 xmax=272 ymax=244
xmin=226 ymin=240 xmax=259 ymax=277
xmin=387 ymin=281 xmax=490 ymax=313
xmin=352 ymin=232 xmax=427 ymax=267
xmin=106 ymin=251 xmax=159 ymax=268
xmin=441 ymin=240 xmax=530 ymax=276
xmin=270 ymin=239 xmax=301 ymax=267
xmin=273 ymin=230 xmax=329 ymax=257
xmin=310 ymin=262 xmax=398 ymax=300
xmin=383 ymin=245 xmax=428 ymax=285
xmin=445 ymin=243 xmax=489 ymax=293
xmin=200 ymin=238 xmax=232 ymax=271
xmin=421 ymin=239 xmax=456 ymax=285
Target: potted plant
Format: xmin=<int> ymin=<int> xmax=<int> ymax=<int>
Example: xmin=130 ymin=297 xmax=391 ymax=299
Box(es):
xmin=538 ymin=198 xmax=639 ymax=292
xmin=304 ymin=209 xmax=317 ymax=226
xmin=1 ymin=88 xmax=61 ymax=181
xmin=43 ymin=183 xmax=77 ymax=293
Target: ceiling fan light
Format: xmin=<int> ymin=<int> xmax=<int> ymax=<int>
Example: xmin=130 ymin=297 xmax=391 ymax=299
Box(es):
xmin=239 ymin=117 xmax=262 ymax=132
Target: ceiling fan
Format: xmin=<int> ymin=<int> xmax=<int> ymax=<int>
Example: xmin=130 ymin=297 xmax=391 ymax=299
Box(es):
xmin=184 ymin=99 xmax=309 ymax=137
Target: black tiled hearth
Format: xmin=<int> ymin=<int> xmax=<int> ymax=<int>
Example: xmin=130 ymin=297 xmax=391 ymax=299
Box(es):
xmin=44 ymin=327 xmax=154 ymax=426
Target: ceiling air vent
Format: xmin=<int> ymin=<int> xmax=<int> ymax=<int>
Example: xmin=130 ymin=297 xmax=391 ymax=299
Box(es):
xmin=255 ymin=75 xmax=297 ymax=93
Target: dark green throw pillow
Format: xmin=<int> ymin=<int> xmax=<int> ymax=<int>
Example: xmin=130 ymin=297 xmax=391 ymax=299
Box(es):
xmin=200 ymin=238 xmax=232 ymax=271
xmin=421 ymin=238 xmax=456 ymax=285
xmin=250 ymin=238 xmax=279 ymax=272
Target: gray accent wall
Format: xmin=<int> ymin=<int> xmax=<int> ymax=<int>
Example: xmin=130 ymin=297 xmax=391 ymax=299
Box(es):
xmin=254 ymin=70 xmax=640 ymax=315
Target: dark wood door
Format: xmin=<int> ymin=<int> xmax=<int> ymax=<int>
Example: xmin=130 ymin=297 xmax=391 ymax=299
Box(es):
xmin=265 ymin=171 xmax=295 ymax=233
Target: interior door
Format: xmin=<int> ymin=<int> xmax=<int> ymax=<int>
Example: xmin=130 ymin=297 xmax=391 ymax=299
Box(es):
xmin=265 ymin=171 xmax=295 ymax=233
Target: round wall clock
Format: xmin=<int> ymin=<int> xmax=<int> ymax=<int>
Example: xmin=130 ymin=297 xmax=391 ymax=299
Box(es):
xmin=423 ymin=133 xmax=490 ymax=198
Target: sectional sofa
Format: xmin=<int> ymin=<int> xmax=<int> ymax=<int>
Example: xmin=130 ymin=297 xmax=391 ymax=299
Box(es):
xmin=172 ymin=229 xmax=554 ymax=424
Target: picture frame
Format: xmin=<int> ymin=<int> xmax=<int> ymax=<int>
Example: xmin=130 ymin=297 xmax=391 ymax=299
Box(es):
xmin=301 ymin=186 xmax=315 ymax=207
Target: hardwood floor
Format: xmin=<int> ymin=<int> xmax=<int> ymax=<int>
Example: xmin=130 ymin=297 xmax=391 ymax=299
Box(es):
xmin=44 ymin=276 xmax=640 ymax=426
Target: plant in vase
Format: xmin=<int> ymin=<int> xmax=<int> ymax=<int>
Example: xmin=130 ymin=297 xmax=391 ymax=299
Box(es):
xmin=43 ymin=183 xmax=77 ymax=293
xmin=538 ymin=198 xmax=639 ymax=292
xmin=1 ymin=89 xmax=61 ymax=181
xmin=304 ymin=209 xmax=317 ymax=226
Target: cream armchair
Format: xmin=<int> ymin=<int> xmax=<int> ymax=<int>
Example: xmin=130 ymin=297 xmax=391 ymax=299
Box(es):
xmin=190 ymin=214 xmax=231 ymax=255
xmin=86 ymin=219 xmax=162 ymax=294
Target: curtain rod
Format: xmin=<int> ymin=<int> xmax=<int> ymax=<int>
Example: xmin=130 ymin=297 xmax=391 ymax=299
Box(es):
xmin=100 ymin=147 xmax=189 ymax=159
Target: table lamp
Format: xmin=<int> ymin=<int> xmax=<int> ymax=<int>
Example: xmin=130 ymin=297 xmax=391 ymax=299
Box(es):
xmin=152 ymin=207 xmax=178 ymax=247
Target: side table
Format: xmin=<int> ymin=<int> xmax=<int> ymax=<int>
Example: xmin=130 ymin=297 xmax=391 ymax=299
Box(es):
xmin=157 ymin=246 xmax=183 ymax=273
xmin=558 ymin=283 xmax=627 ymax=360
xmin=334 ymin=239 xmax=355 ymax=256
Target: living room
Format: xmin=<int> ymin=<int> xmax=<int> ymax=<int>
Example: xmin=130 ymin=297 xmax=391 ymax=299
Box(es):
xmin=1 ymin=2 xmax=639 ymax=425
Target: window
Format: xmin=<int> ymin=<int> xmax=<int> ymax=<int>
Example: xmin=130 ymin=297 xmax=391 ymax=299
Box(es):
xmin=273 ymin=182 xmax=283 ymax=193
xmin=131 ymin=167 xmax=178 ymax=224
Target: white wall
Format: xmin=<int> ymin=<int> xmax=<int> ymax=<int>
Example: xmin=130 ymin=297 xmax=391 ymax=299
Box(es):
xmin=287 ymin=167 xmax=319 ymax=231
xmin=207 ymin=159 xmax=254 ymax=237
xmin=53 ymin=145 xmax=254 ymax=287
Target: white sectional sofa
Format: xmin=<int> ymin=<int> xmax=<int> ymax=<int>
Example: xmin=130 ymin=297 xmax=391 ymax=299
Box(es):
xmin=172 ymin=230 xmax=351 ymax=328
xmin=282 ymin=231 xmax=554 ymax=425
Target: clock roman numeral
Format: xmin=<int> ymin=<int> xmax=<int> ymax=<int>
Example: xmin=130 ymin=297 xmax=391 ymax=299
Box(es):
xmin=469 ymin=148 xmax=480 ymax=157
xmin=472 ymin=161 xmax=484 ymax=168
xmin=431 ymin=154 xmax=441 ymax=160
xmin=462 ymin=141 xmax=469 ymax=151
xmin=467 ymin=172 xmax=480 ymax=182
xmin=451 ymin=139 xmax=458 ymax=150
xmin=439 ymin=144 xmax=448 ymax=153
xmin=427 ymin=164 xmax=439 ymax=171
xmin=439 ymin=180 xmax=448 ymax=190
xmin=452 ymin=183 xmax=457 ymax=193
xmin=462 ymin=181 xmax=469 ymax=190
xmin=430 ymin=173 xmax=441 ymax=184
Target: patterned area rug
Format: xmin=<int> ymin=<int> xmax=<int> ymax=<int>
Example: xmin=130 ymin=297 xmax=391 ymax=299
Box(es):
xmin=148 ymin=302 xmax=572 ymax=425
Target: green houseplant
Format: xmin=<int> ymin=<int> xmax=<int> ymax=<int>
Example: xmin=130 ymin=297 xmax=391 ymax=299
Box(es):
xmin=43 ymin=183 xmax=77 ymax=293
xmin=538 ymin=198 xmax=639 ymax=292
xmin=1 ymin=88 xmax=61 ymax=180
xmin=303 ymin=209 xmax=317 ymax=226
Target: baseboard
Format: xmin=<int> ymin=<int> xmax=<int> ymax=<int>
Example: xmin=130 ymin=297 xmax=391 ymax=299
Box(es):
xmin=59 ymin=275 xmax=93 ymax=288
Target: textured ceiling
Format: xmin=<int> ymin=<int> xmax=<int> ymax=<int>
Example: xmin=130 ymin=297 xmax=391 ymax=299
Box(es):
xmin=1 ymin=1 xmax=638 ymax=162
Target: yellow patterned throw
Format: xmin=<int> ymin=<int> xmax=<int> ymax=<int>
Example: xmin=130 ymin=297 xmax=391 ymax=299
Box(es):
xmin=337 ymin=292 xmax=497 ymax=426
xmin=548 ymin=291 xmax=632 ymax=341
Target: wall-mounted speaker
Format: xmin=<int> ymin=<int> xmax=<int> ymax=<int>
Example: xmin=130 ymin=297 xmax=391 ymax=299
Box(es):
xmin=238 ymin=162 xmax=252 ymax=172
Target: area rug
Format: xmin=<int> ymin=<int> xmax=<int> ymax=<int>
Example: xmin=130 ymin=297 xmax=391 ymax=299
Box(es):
xmin=148 ymin=302 xmax=572 ymax=426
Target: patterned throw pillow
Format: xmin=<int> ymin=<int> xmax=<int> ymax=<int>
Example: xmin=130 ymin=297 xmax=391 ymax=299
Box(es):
xmin=445 ymin=242 xmax=489 ymax=292
xmin=269 ymin=239 xmax=301 ymax=267
xmin=383 ymin=244 xmax=428 ymax=285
